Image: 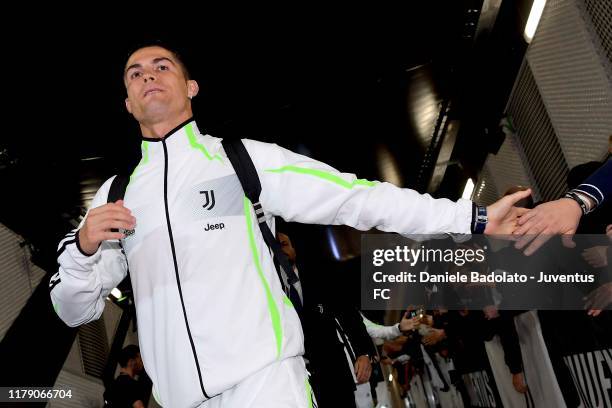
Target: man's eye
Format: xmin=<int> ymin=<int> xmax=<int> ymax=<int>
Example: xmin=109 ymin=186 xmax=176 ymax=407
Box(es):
xmin=158 ymin=65 xmax=168 ymax=71
xmin=130 ymin=72 xmax=142 ymax=79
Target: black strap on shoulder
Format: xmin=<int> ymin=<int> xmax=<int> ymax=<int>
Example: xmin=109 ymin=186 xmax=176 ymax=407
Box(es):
xmin=108 ymin=174 xmax=131 ymax=204
xmin=221 ymin=138 xmax=299 ymax=290
xmin=107 ymin=173 xmax=132 ymax=233
xmin=105 ymin=172 xmax=133 ymax=298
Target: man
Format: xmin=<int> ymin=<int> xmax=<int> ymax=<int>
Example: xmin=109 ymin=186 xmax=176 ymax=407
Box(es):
xmin=50 ymin=43 xmax=531 ymax=407
xmin=104 ymin=345 xmax=146 ymax=408
xmin=277 ymin=230 xmax=375 ymax=407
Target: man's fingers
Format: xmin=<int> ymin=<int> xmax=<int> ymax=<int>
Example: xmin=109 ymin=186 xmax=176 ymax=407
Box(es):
xmin=514 ymin=230 xmax=538 ymax=250
xmin=517 ymin=208 xmax=538 ymax=226
xmin=355 ymin=362 xmax=367 ymax=382
xmin=98 ymin=232 xmax=126 ymax=241
xmin=561 ymin=232 xmax=576 ymax=249
xmin=513 ymin=218 xmax=539 ymax=237
xmin=86 ymin=221 xmax=134 ymax=238
xmin=524 ymin=229 xmax=553 ymax=256
xmin=514 ymin=207 xmax=530 ymax=218
xmin=504 ymin=189 xmax=532 ymax=207
xmin=593 ymin=292 xmax=609 ymax=309
xmin=107 ymin=220 xmax=136 ymax=231
xmin=90 ymin=201 xmax=132 ymax=215
xmin=589 ymin=309 xmax=602 ymax=317
xmin=93 ymin=213 xmax=136 ymax=228
xmin=582 ymin=253 xmax=594 ymax=262
xmin=90 ymin=215 xmax=136 ymax=231
xmin=89 ymin=210 xmax=135 ymax=227
xmin=584 ymin=288 xmax=609 ymax=310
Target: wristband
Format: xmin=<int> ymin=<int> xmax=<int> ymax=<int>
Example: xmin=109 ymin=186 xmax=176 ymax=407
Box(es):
xmin=471 ymin=204 xmax=488 ymax=234
xmin=564 ymin=191 xmax=589 ymax=215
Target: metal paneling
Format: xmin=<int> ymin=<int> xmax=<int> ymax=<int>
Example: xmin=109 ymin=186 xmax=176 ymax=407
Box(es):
xmin=48 ymin=301 xmax=126 ymax=407
xmin=584 ymin=0 xmax=612 ymax=70
xmin=473 ymin=165 xmax=500 ymax=206
xmin=0 ymin=224 xmax=45 ymax=341
xmin=527 ymin=0 xmax=612 ymax=168
xmin=49 ymin=369 xmax=105 ymax=408
xmin=78 ymin=317 xmax=110 ymax=379
xmin=474 ymin=0 xmax=612 ymax=210
xmin=102 ymin=301 xmax=123 ymax=349
xmin=506 ymin=61 xmax=569 ymax=201
xmin=478 ymin=128 xmax=536 ymax=204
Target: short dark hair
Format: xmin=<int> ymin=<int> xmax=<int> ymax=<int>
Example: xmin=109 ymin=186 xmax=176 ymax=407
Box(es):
xmin=117 ymin=345 xmax=140 ymax=368
xmin=125 ymin=40 xmax=191 ymax=80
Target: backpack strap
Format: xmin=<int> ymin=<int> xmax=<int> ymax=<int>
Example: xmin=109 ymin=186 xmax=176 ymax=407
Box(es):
xmin=107 ymin=174 xmax=130 ymax=204
xmin=221 ymin=138 xmax=300 ymax=289
xmin=107 ymin=174 xmax=132 ymax=233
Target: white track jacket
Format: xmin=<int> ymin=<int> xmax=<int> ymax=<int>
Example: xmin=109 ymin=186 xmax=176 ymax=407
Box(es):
xmin=51 ymin=119 xmax=472 ymax=407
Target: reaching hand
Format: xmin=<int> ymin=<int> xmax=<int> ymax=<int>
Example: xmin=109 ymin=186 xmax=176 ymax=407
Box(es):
xmin=584 ymin=282 xmax=612 ymax=316
xmin=512 ymin=198 xmax=582 ymax=256
xmin=483 ymin=305 xmax=499 ymax=320
xmin=582 ymin=246 xmax=609 ymax=269
xmin=422 ymin=328 xmax=446 ymax=346
xmin=399 ymin=310 xmax=420 ymax=332
xmin=420 ymin=314 xmax=434 ymax=327
xmin=484 ymin=189 xmax=532 ymax=235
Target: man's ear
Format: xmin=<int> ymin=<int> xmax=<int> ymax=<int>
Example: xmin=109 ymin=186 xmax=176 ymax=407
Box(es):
xmin=125 ymin=98 xmax=132 ymax=114
xmin=187 ymin=80 xmax=199 ymax=99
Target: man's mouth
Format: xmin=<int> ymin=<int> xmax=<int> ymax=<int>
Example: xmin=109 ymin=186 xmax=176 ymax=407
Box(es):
xmin=143 ymin=88 xmax=163 ymax=97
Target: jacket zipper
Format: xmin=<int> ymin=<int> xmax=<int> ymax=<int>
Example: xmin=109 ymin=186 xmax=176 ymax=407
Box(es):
xmin=162 ymin=140 xmax=210 ymax=399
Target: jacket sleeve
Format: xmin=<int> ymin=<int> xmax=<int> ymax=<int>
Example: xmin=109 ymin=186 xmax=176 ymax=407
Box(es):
xmin=50 ymin=176 xmax=128 ymax=327
xmin=497 ymin=313 xmax=524 ymax=374
xmin=243 ymin=139 xmax=473 ymax=235
xmin=571 ymin=159 xmax=611 ymax=209
xmin=361 ymin=314 xmax=402 ymax=341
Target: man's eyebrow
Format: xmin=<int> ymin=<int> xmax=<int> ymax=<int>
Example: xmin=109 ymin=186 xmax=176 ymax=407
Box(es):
xmin=152 ymin=57 xmax=176 ymax=66
xmin=125 ymin=63 xmax=142 ymax=76
xmin=124 ymin=57 xmax=176 ymax=76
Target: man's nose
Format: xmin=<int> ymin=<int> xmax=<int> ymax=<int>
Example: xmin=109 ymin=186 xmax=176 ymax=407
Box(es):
xmin=143 ymin=71 xmax=156 ymax=83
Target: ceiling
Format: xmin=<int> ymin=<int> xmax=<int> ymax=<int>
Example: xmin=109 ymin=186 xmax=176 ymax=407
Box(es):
xmin=0 ymin=1 xmax=533 ymax=271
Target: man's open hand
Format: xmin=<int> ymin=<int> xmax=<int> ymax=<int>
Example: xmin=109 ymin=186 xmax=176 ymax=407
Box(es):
xmin=399 ymin=311 xmax=420 ymax=332
xmin=512 ymin=198 xmax=582 ymax=255
xmin=584 ymin=282 xmax=612 ymax=316
xmin=484 ymin=189 xmax=532 ymax=235
xmin=422 ymin=328 xmax=446 ymax=346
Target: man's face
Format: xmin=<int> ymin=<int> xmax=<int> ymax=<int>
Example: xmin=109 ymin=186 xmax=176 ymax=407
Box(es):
xmin=278 ymin=233 xmax=297 ymax=263
xmin=124 ymin=46 xmax=198 ymax=124
xmin=132 ymin=353 xmax=144 ymax=374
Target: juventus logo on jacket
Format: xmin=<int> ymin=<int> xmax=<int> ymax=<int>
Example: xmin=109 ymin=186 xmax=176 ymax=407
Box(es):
xmin=200 ymin=190 xmax=216 ymax=210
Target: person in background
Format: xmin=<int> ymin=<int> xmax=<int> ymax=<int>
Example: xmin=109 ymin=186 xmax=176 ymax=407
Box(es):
xmin=104 ymin=345 xmax=146 ymax=408
xmin=277 ymin=229 xmax=374 ymax=407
